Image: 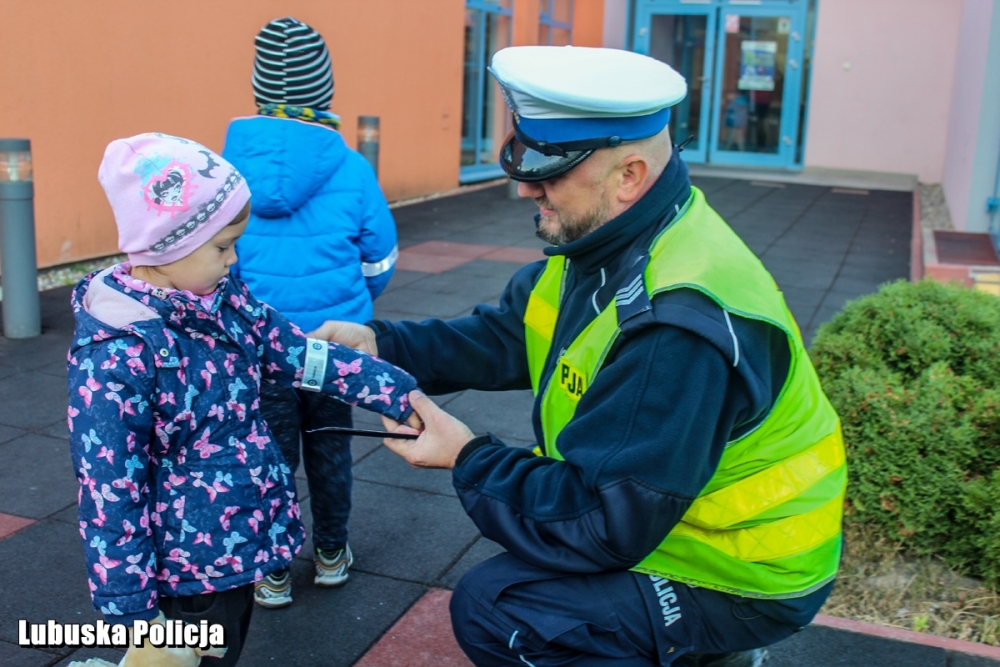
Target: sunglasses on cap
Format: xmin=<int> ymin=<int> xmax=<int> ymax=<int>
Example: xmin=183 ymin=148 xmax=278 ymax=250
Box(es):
xmin=499 ymin=129 xmax=595 ymax=183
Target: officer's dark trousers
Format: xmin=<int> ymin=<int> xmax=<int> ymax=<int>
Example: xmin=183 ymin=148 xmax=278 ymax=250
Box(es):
xmin=450 ymin=554 xmax=799 ymax=666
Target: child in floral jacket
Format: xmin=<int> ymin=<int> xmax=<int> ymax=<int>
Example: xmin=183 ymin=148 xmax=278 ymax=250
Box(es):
xmin=67 ymin=133 xmax=419 ymax=666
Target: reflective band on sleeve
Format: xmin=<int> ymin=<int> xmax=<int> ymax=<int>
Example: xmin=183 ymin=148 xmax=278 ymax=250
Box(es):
xmin=301 ymin=338 xmax=329 ymax=392
xmin=361 ymin=245 xmax=399 ymax=277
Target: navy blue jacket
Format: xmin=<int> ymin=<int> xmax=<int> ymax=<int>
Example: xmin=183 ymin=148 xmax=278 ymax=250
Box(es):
xmin=371 ymin=153 xmax=829 ymax=624
xmin=223 ymin=116 xmax=398 ymax=331
xmin=68 ymin=269 xmax=416 ymax=625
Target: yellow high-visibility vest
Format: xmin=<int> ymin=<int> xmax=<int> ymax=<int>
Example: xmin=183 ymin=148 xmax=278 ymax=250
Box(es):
xmin=523 ymin=187 xmax=846 ymax=599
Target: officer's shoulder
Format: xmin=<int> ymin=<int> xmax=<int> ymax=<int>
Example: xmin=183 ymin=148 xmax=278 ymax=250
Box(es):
xmin=646 ymin=288 xmax=784 ymax=367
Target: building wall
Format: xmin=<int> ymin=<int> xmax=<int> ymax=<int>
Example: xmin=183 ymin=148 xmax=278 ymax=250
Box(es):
xmin=0 ymin=1 xmax=465 ymax=269
xmin=942 ymin=0 xmax=997 ymax=232
xmin=805 ymin=0 xmax=963 ymax=182
xmin=573 ymin=1 xmax=606 ymax=47
xmin=602 ymin=0 xmax=629 ymax=49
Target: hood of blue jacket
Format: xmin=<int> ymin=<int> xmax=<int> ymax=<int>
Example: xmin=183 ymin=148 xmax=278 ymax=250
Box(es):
xmin=223 ymin=116 xmax=349 ymax=218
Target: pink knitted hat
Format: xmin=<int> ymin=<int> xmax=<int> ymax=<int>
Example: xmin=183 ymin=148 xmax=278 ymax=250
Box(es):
xmin=98 ymin=133 xmax=251 ymax=266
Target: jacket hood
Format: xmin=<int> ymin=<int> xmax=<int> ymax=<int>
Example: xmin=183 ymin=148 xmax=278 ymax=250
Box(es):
xmin=223 ymin=116 xmax=349 ymax=218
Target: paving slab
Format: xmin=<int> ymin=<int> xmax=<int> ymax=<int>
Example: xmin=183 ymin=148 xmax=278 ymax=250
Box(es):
xmin=239 ymin=566 xmax=426 ymax=667
xmin=0 ymin=639 xmax=63 ymax=667
xmin=380 ymin=269 xmax=428 ymax=293
xmin=354 ymin=444 xmax=457 ymax=497
xmin=436 ymin=536 xmax=507 ymax=590
xmin=444 ymin=259 xmax=524 ymax=280
xmin=0 ymin=370 xmax=72 ymax=431
xmin=344 ymin=480 xmax=481 ymax=584
xmin=0 ymin=520 xmax=100 ymax=650
xmin=0 ymin=329 xmax=72 ymax=372
xmin=371 ymin=287 xmax=481 ymax=319
xmin=768 ymin=625 xmax=946 ymax=666
xmin=0 ymin=422 xmax=29 ymax=445
xmin=36 ymin=419 xmax=70 ymax=441
xmin=48 ymin=502 xmax=80 ymax=526
xmin=438 ymin=389 xmax=537 ymax=443
xmin=0 ymin=434 xmax=78 ymax=519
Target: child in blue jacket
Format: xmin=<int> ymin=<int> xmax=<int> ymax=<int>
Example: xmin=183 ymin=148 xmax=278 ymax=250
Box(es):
xmin=68 ymin=133 xmax=418 ymax=666
xmin=222 ymin=17 xmax=400 ymax=608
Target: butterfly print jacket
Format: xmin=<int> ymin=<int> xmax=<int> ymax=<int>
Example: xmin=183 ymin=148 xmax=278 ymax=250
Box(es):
xmin=67 ymin=267 xmax=417 ymax=625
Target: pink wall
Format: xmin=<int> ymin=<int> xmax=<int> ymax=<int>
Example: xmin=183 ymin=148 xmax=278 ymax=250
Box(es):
xmin=805 ymin=0 xmax=963 ymax=182
xmin=942 ymin=0 xmax=996 ymax=231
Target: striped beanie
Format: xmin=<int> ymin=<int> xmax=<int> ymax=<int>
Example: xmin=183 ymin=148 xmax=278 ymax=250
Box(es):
xmin=252 ymin=17 xmax=334 ymax=110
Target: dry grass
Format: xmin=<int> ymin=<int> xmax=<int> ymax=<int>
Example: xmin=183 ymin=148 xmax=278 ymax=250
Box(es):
xmin=822 ymin=523 xmax=1000 ymax=645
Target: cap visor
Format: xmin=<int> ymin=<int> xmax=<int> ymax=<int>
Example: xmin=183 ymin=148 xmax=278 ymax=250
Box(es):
xmin=500 ymin=133 xmax=592 ymax=182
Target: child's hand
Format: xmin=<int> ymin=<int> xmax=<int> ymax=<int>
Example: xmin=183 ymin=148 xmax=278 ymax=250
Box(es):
xmin=380 ymin=391 xmax=474 ymax=470
xmin=307 ymin=321 xmax=377 ymax=356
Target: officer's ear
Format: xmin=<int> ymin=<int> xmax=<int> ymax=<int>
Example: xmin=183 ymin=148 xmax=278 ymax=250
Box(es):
xmin=615 ymin=154 xmax=650 ymax=205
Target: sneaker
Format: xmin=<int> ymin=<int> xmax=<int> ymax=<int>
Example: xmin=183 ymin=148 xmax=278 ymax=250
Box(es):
xmin=314 ymin=544 xmax=353 ymax=587
xmin=254 ymin=570 xmax=292 ymax=609
xmin=675 ymin=649 xmax=768 ymax=667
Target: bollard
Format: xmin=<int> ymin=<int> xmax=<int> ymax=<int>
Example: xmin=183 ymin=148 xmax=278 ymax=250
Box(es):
xmin=357 ymin=116 xmax=380 ymax=179
xmin=0 ymin=138 xmax=41 ymax=338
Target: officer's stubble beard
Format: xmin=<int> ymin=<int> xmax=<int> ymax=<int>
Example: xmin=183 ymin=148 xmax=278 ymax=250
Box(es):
xmin=534 ymin=183 xmax=613 ymax=246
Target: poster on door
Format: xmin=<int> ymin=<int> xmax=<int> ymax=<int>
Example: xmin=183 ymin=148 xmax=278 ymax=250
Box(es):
xmin=738 ymin=40 xmax=777 ymax=91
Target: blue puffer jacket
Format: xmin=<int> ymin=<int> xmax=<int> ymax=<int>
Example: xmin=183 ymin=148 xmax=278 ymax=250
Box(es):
xmin=68 ymin=268 xmax=416 ymax=625
xmin=222 ymin=116 xmax=398 ymax=331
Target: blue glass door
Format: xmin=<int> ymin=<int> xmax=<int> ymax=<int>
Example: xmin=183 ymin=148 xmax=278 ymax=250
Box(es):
xmin=633 ymin=5 xmax=716 ymax=165
xmin=707 ymin=5 xmax=806 ymax=167
xmin=633 ymin=0 xmax=808 ymax=170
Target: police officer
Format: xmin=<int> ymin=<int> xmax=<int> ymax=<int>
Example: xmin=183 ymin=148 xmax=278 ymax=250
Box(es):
xmin=314 ymin=46 xmax=846 ymax=667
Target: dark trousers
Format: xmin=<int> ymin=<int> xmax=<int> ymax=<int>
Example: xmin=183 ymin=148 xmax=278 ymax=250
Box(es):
xmin=258 ymin=383 xmax=353 ymax=554
xmin=450 ymin=554 xmax=800 ymax=667
xmin=159 ymin=584 xmax=254 ymax=667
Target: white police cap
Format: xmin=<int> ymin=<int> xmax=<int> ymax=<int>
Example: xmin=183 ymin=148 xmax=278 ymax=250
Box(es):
xmin=490 ymin=46 xmax=687 ymax=181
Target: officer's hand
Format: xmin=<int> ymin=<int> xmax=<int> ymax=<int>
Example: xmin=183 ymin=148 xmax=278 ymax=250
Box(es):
xmin=307 ymin=321 xmax=378 ymax=357
xmin=381 ymin=391 xmax=474 ymax=469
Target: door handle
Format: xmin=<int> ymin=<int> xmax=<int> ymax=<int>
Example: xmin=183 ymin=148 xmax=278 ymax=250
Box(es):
xmin=699 ymin=76 xmax=712 ymax=83
xmin=789 ymin=59 xmax=799 ymax=69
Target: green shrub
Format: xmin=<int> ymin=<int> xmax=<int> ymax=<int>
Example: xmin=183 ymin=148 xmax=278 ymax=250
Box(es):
xmin=809 ymin=279 xmax=1000 ymax=584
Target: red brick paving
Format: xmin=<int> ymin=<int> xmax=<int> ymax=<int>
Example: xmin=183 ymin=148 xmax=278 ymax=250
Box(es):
xmin=0 ymin=512 xmax=35 ymax=540
xmin=480 ymin=246 xmax=546 ymax=264
xmin=354 ymin=589 xmax=473 ymax=667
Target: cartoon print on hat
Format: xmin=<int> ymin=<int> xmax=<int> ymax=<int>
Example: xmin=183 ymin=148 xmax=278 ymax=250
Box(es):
xmin=136 ymin=157 xmax=197 ymax=216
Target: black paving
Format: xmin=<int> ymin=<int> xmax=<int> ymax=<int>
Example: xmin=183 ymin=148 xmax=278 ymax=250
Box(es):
xmin=2 ymin=179 xmax=990 ymax=666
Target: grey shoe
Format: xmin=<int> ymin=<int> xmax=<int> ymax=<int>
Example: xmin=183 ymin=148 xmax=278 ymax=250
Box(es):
xmin=314 ymin=544 xmax=353 ymax=587
xmin=254 ymin=569 xmax=293 ymax=609
xmin=675 ymin=649 xmax=768 ymax=667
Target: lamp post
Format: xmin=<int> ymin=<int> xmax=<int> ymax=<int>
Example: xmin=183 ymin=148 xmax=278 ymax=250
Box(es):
xmin=357 ymin=116 xmax=380 ymax=178
xmin=0 ymin=138 xmax=41 ymax=338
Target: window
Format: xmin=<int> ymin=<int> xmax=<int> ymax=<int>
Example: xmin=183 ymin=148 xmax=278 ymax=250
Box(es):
xmin=461 ymin=0 xmax=513 ymax=183
xmin=539 ymin=0 xmax=574 ymax=46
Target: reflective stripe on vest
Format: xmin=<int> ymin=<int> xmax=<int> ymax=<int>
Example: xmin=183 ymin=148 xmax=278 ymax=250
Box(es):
xmin=522 ymin=187 xmax=846 ymax=599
